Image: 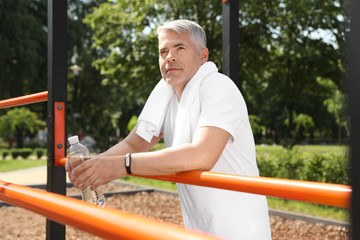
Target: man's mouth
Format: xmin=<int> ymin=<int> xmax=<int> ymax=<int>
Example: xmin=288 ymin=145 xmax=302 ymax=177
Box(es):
xmin=166 ymin=67 xmax=181 ymax=73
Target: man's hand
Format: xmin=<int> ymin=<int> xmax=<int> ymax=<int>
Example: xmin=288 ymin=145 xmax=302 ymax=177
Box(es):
xmin=67 ymin=155 xmax=125 ymax=191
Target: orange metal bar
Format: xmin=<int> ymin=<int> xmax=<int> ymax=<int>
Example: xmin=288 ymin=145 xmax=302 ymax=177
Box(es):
xmin=135 ymin=172 xmax=351 ymax=208
xmin=0 ymin=180 xmax=220 ymax=240
xmin=57 ymin=157 xmax=68 ymax=167
xmin=54 ymin=102 xmax=66 ymax=166
xmin=0 ymin=91 xmax=48 ymax=109
xmin=57 ymin=157 xmax=351 ymax=208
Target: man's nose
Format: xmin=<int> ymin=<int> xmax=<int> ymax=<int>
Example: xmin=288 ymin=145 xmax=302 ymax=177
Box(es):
xmin=166 ymin=50 xmax=176 ymax=62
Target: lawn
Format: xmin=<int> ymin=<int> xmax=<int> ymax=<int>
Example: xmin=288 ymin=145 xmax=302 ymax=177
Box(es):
xmin=0 ymin=159 xmax=46 ymax=172
xmin=256 ymin=144 xmax=348 ymax=155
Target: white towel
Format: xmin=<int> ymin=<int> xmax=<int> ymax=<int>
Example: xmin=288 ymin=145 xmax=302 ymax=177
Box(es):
xmin=136 ymin=79 xmax=174 ymax=143
xmin=137 ymin=61 xmax=218 ymax=144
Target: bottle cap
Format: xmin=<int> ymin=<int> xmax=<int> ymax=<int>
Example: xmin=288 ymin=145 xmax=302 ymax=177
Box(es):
xmin=68 ymin=135 xmax=79 ymax=145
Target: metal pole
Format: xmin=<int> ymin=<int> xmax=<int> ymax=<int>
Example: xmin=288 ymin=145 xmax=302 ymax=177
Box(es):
xmin=47 ymin=0 xmax=67 ymax=239
xmin=222 ymin=0 xmax=239 ymax=87
xmin=349 ymin=0 xmax=360 ymax=239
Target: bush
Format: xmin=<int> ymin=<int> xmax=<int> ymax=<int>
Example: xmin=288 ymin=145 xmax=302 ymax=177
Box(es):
xmin=34 ymin=148 xmax=46 ymax=159
xmin=303 ymin=153 xmax=349 ymax=184
xmin=257 ymin=148 xmax=349 ymax=185
xmin=257 ymin=152 xmax=279 ymax=178
xmin=1 ymin=150 xmax=9 ymax=159
xmin=10 ymin=148 xmax=33 ymax=159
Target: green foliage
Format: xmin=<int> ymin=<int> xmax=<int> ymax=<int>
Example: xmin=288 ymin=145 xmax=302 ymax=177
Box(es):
xmin=249 ymin=115 xmax=265 ymax=135
xmin=0 ymin=108 xmax=46 ymax=148
xmin=1 ymin=0 xmax=349 ymax=151
xmin=82 ymin=0 xmax=162 ymax=139
xmin=1 ymin=150 xmax=9 ymax=159
xmin=10 ymin=148 xmax=33 ymax=159
xmin=34 ymin=148 xmax=46 ymax=159
xmin=243 ymin=0 xmax=347 ymax=145
xmin=0 ymin=0 xmax=47 ymax=115
xmin=127 ymin=116 xmax=138 ymax=132
xmin=257 ymin=146 xmax=349 ymax=184
xmin=80 ymin=0 xmax=224 ymax=144
xmin=0 ymin=148 xmax=46 ymax=160
xmin=304 ymin=153 xmax=349 ymax=184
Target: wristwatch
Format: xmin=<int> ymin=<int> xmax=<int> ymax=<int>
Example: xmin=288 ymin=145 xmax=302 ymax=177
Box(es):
xmin=125 ymin=153 xmax=132 ymax=174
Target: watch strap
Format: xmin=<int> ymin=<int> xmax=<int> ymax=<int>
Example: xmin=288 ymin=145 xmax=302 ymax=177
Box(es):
xmin=125 ymin=153 xmax=132 ymax=174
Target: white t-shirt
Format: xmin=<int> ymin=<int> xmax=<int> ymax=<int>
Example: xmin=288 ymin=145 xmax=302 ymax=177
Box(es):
xmin=162 ymin=74 xmax=271 ymax=239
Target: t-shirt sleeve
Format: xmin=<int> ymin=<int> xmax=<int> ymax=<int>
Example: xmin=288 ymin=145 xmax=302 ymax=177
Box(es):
xmin=196 ymin=74 xmax=249 ymax=142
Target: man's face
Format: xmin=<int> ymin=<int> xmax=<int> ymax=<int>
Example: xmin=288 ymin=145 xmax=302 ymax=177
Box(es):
xmin=158 ymin=31 xmax=207 ymax=98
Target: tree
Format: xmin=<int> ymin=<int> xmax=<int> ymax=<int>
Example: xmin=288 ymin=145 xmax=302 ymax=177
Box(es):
xmin=243 ymin=0 xmax=347 ymax=146
xmin=323 ymin=79 xmax=349 ymax=144
xmin=0 ymin=108 xmax=46 ymax=148
xmin=0 ymin=0 xmax=47 ymax=100
xmin=82 ymin=0 xmax=224 ymax=139
xmin=0 ymin=0 xmax=48 ymax=124
xmin=78 ymin=0 xmax=347 ymax=148
xmin=67 ymin=0 xmax=118 ymax=151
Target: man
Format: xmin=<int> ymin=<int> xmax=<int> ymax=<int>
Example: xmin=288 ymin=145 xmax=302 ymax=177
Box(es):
xmin=66 ymin=19 xmax=271 ymax=239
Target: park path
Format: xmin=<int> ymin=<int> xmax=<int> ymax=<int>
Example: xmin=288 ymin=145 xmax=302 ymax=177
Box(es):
xmin=0 ymin=166 xmax=71 ymax=185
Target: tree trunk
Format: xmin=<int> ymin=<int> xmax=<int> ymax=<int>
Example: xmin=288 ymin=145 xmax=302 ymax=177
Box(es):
xmin=15 ymin=127 xmax=24 ymax=148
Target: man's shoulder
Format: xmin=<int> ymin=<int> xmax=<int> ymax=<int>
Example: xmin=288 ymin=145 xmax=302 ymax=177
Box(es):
xmin=201 ymin=72 xmax=241 ymax=98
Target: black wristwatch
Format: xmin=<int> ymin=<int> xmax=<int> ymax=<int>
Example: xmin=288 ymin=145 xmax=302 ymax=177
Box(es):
xmin=125 ymin=153 xmax=132 ymax=174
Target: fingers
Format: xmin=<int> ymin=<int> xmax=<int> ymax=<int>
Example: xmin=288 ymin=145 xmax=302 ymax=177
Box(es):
xmin=68 ymin=155 xmax=121 ymax=191
xmin=89 ymin=178 xmax=104 ymax=191
xmin=77 ymin=172 xmax=97 ymax=191
xmin=65 ymin=160 xmax=71 ymax=172
xmin=70 ymin=160 xmax=93 ymax=188
xmin=67 ymin=158 xmax=83 ymax=171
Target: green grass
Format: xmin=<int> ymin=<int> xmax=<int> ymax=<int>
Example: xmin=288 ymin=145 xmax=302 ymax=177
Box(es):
xmin=121 ymin=175 xmax=177 ymax=192
xmin=267 ymin=197 xmax=349 ymax=222
xmin=0 ymin=159 xmax=46 ymax=172
xmin=256 ymin=144 xmax=348 ymax=155
xmin=150 ymin=142 xmax=165 ymax=151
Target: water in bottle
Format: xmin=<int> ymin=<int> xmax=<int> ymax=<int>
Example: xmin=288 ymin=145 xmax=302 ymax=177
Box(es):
xmin=67 ymin=135 xmax=105 ymax=207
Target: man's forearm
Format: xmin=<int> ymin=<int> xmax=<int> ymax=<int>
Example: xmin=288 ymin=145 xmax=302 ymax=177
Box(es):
xmin=124 ymin=126 xmax=230 ymax=176
xmin=98 ymin=124 xmax=161 ymax=157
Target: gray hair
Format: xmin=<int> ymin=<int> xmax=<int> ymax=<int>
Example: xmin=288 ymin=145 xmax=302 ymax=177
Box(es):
xmin=156 ymin=20 xmax=207 ymax=50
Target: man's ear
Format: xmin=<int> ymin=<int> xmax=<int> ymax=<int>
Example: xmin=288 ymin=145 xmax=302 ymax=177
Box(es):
xmin=200 ymin=48 xmax=209 ymax=63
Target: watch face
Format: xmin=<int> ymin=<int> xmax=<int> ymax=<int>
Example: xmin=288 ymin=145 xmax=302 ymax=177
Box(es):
xmin=126 ymin=154 xmax=130 ymax=166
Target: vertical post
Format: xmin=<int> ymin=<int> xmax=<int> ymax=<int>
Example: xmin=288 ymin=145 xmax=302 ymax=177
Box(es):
xmin=222 ymin=0 xmax=239 ymax=86
xmin=349 ymin=0 xmax=360 ymax=239
xmin=47 ymin=0 xmax=67 ymax=239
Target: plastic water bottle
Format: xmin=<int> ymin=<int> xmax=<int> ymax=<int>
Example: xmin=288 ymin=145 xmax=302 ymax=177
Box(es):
xmin=67 ymin=135 xmax=105 ymax=207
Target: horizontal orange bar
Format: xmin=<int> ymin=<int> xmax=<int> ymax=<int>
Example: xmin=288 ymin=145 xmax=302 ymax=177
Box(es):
xmin=0 ymin=180 xmax=220 ymax=240
xmin=57 ymin=157 xmax=351 ymax=208
xmin=56 ymin=157 xmax=67 ymax=167
xmin=135 ymin=172 xmax=351 ymax=208
xmin=0 ymin=91 xmax=48 ymax=109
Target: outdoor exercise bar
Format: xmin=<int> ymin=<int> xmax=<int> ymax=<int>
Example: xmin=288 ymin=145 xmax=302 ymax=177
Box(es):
xmin=55 ymin=159 xmax=350 ymax=208
xmin=137 ymin=172 xmax=351 ymax=208
xmin=0 ymin=180 xmax=220 ymax=240
xmin=0 ymin=91 xmax=48 ymax=109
